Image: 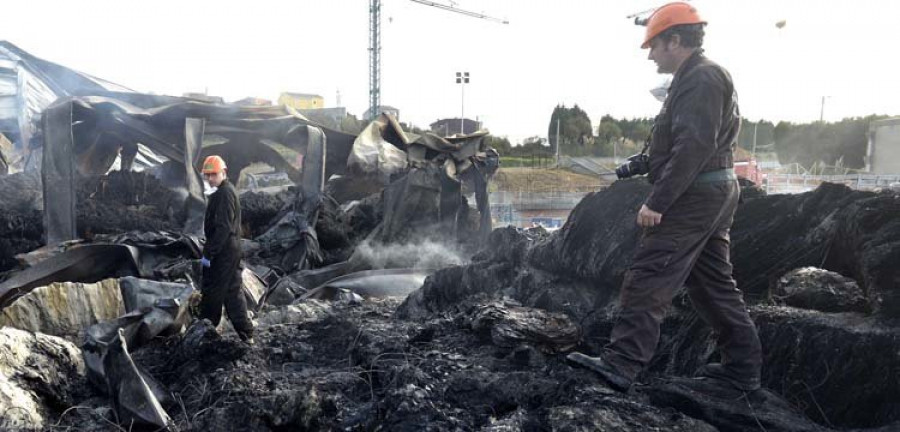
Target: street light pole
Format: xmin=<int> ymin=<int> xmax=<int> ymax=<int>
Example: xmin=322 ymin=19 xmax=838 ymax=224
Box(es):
xmin=456 ymin=72 xmax=469 ymax=134
xmin=819 ymin=96 xmax=830 ymax=122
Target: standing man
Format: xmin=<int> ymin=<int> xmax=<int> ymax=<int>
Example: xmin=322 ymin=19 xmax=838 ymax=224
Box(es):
xmin=200 ymin=155 xmax=254 ymax=344
xmin=568 ymin=2 xmax=762 ymax=393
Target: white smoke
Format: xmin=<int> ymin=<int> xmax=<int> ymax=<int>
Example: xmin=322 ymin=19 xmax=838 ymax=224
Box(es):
xmin=352 ymin=238 xmax=469 ymax=270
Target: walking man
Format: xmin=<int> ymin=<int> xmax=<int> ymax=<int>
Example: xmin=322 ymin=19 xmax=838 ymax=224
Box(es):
xmin=568 ymin=2 xmax=763 ymax=393
xmin=200 ymin=155 xmax=254 ymax=344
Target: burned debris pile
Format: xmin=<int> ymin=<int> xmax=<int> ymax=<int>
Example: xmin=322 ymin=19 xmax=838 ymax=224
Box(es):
xmin=399 ymin=180 xmax=900 ymax=431
xmin=76 ymin=170 xmax=183 ymax=237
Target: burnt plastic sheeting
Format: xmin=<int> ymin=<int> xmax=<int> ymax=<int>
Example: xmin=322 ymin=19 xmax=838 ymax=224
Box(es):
xmin=119 ymin=276 xmax=193 ymax=337
xmin=300 ymin=268 xmax=432 ymax=300
xmin=255 ymin=125 xmax=326 ymax=272
xmin=104 ymin=327 xmax=172 ymax=429
xmin=368 ymin=166 xmax=442 ymax=244
xmin=0 ymin=244 xmax=139 ymax=309
xmin=183 ymin=118 xmax=206 ymax=237
xmin=42 ymin=100 xmax=77 ymax=244
xmin=83 ymin=310 xmax=146 ymax=389
xmin=94 ymin=231 xmax=203 ymax=278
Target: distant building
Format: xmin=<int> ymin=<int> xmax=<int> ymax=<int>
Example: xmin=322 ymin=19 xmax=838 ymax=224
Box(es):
xmin=298 ymin=107 xmax=348 ymax=130
xmin=363 ymin=105 xmax=400 ymax=121
xmin=233 ymin=97 xmax=272 ymax=107
xmin=182 ymin=92 xmax=225 ymax=104
xmin=278 ymin=92 xmax=324 ymax=110
xmin=867 ymin=117 xmax=900 ymax=174
xmin=430 ymin=118 xmax=480 ymax=136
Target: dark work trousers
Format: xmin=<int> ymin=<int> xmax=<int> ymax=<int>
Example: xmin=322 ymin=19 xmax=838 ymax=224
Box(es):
xmin=603 ymin=179 xmax=762 ymax=381
xmin=200 ymin=238 xmax=253 ymax=339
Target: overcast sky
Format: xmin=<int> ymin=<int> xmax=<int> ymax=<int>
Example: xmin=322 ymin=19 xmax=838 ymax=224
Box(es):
xmin=5 ymin=0 xmax=899 ymax=143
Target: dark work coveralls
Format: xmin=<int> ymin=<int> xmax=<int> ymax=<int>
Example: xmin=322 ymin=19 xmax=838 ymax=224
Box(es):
xmin=201 ymin=178 xmax=253 ymax=339
xmin=603 ymin=50 xmax=762 ymax=383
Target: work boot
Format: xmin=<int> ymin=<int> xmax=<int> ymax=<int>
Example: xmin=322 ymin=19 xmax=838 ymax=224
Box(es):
xmin=695 ymin=362 xmax=760 ymax=392
xmin=238 ymin=332 xmax=255 ymax=346
xmin=566 ymin=352 xmax=633 ymax=392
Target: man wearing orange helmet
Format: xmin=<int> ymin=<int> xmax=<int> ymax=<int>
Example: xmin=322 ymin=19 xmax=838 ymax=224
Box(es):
xmin=200 ymin=155 xmax=254 ymax=344
xmin=568 ymin=2 xmax=762 ymax=393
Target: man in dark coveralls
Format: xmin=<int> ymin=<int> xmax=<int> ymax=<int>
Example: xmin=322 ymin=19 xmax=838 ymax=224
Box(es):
xmin=199 ymin=155 xmax=254 ymax=344
xmin=567 ymin=2 xmax=762 ymax=392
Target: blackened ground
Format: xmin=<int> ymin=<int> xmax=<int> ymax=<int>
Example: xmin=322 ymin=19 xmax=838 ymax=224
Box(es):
xmin=53 ymin=300 xmax=717 ymax=431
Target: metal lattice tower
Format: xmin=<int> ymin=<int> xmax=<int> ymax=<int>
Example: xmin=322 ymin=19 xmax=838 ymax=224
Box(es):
xmin=368 ymin=0 xmax=382 ymax=120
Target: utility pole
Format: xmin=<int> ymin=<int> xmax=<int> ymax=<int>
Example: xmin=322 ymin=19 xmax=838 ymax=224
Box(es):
xmin=819 ymin=96 xmax=830 ymax=123
xmin=456 ymin=72 xmax=469 ymax=134
xmin=555 ymin=118 xmax=560 ymax=167
xmin=368 ymin=0 xmax=382 ymax=120
xmin=752 ymin=122 xmax=758 ymax=158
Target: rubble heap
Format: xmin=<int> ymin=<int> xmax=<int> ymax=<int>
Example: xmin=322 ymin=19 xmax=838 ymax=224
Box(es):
xmin=3 ymin=179 xmax=900 ymax=431
xmin=399 ymin=180 xmax=900 ymax=431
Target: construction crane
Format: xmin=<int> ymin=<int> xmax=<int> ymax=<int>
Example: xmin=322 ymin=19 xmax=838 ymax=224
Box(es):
xmin=368 ymin=0 xmax=507 ymax=120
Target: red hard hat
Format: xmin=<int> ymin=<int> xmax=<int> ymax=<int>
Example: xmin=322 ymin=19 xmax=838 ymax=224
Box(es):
xmin=641 ymin=2 xmax=706 ymax=49
xmin=202 ymin=155 xmax=227 ymax=174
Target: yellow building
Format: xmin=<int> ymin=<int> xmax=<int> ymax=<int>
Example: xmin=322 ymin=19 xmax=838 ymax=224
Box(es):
xmin=278 ymin=92 xmax=324 ymax=110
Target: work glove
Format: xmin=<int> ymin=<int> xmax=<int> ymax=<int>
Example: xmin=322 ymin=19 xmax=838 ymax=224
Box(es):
xmin=200 ymin=257 xmax=211 ymax=268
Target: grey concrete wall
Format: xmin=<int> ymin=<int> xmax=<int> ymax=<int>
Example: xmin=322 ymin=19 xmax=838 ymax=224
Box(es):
xmin=870 ymin=118 xmax=900 ymax=174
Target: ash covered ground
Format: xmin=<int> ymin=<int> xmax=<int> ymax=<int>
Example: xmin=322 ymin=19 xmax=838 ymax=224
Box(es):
xmin=4 ymin=175 xmax=900 ymax=431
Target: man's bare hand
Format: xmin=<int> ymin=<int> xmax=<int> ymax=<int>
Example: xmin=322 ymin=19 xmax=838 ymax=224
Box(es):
xmin=637 ymin=204 xmax=662 ymax=228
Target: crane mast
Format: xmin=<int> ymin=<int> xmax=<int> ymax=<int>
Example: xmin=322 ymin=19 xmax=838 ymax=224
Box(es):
xmin=368 ymin=0 xmax=506 ymax=120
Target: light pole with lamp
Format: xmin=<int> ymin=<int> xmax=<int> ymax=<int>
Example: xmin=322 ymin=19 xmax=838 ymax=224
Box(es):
xmin=456 ymin=72 xmax=469 ymax=134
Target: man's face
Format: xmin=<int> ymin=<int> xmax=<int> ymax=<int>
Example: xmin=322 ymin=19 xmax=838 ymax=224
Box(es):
xmin=205 ymin=171 xmax=226 ymax=188
xmin=647 ymin=37 xmax=677 ymax=74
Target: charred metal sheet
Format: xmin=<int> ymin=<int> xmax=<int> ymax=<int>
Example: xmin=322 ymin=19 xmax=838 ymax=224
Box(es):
xmin=40 ymin=97 xmax=354 ymax=244
xmin=0 ymin=244 xmax=139 ymax=309
xmin=104 ymin=328 xmax=172 ymax=429
xmin=183 ymin=118 xmax=206 ymax=236
xmin=300 ymin=268 xmax=432 ymax=300
xmin=255 ymin=125 xmax=327 ymax=272
xmin=42 ymin=100 xmax=76 ymax=244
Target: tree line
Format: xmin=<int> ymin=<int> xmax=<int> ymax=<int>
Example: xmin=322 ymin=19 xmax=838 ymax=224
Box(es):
xmin=492 ymin=104 xmax=887 ymax=170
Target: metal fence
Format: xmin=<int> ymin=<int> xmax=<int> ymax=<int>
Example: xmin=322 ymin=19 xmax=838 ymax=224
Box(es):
xmin=765 ymin=174 xmax=900 ymax=194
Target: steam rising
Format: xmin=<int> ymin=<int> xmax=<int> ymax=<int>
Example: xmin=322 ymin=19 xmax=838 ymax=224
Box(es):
xmin=353 ymin=238 xmax=469 ymax=270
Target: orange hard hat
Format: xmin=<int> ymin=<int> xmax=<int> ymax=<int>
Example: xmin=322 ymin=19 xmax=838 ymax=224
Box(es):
xmin=641 ymin=2 xmax=706 ymax=49
xmin=201 ymin=155 xmax=227 ymax=174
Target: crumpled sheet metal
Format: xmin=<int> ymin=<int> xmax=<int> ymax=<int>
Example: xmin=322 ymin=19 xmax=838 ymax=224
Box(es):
xmin=255 ymin=125 xmax=326 ymax=272
xmin=0 ymin=232 xmax=202 ymax=311
xmin=83 ymin=277 xmax=192 ymax=430
xmin=104 ymin=328 xmax=173 ymax=429
xmin=347 ymin=113 xmax=409 ymax=179
xmin=41 ymin=95 xmax=355 ymax=245
xmin=300 ymin=268 xmax=432 ymax=301
xmin=0 ymin=244 xmax=140 ymax=310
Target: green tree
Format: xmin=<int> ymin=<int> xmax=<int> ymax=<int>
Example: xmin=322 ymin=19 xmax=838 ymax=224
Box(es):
xmin=595 ymin=114 xmax=623 ymax=156
xmin=548 ymin=104 xmax=594 ymax=157
xmin=487 ymin=136 xmax=512 ymax=155
xmin=773 ymin=116 xmax=887 ymax=170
